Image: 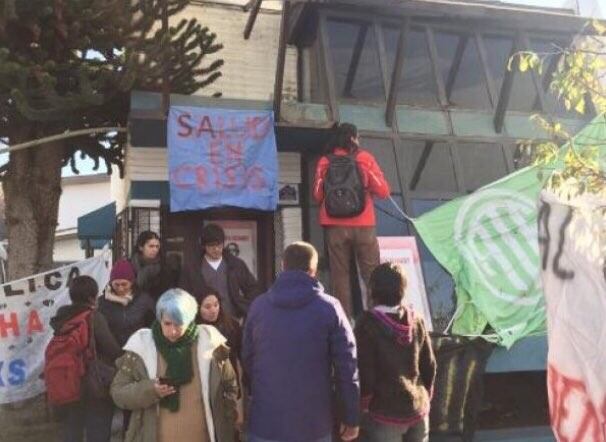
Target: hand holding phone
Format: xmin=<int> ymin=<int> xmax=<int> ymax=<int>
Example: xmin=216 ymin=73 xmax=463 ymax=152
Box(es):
xmin=154 ymin=377 xmax=178 ymax=397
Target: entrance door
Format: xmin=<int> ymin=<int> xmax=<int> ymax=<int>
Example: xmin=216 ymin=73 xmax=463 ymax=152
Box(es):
xmin=161 ymin=207 xmax=274 ymax=292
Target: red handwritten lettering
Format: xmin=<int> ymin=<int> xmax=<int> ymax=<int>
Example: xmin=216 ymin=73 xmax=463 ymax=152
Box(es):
xmin=0 ymin=313 xmax=19 ymax=338
xmin=548 ymin=364 xmax=606 ymax=441
xmin=26 ymin=310 xmax=43 ymax=335
xmin=246 ymin=165 xmax=266 ymax=190
xmin=245 ymin=116 xmax=272 ymax=141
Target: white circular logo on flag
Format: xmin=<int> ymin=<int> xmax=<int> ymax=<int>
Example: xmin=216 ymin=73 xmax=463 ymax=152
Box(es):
xmin=454 ymin=189 xmax=541 ymax=306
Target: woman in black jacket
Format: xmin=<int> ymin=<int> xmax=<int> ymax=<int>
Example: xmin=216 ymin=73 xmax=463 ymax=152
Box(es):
xmin=355 ymin=262 xmax=437 ymax=442
xmin=131 ymin=231 xmax=178 ymax=301
xmin=50 ymin=276 xmax=122 ymax=442
xmin=197 ymin=288 xmax=242 ymax=379
xmin=197 ymin=288 xmax=244 ymax=433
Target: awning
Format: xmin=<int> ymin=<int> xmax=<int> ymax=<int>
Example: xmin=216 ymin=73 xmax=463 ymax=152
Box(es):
xmin=77 ymin=202 xmax=116 ymax=249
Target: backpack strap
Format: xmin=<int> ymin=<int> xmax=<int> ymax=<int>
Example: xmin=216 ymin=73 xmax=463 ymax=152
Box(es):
xmin=88 ymin=311 xmax=98 ymax=362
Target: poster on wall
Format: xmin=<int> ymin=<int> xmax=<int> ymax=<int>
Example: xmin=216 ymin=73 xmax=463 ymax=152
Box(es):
xmin=208 ymin=220 xmax=258 ymax=276
xmin=378 ymin=236 xmax=433 ymax=330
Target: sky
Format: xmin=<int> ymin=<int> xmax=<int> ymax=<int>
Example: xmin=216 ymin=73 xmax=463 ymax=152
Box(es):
xmin=505 ymin=0 xmax=605 ymax=17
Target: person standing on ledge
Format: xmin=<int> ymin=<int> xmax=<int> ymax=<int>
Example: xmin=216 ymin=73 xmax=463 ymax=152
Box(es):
xmin=313 ymin=122 xmax=390 ymax=317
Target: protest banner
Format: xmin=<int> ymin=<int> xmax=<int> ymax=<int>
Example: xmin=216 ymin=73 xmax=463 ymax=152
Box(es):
xmin=413 ymin=115 xmax=606 ymax=347
xmin=378 ymin=236 xmax=433 ymax=330
xmin=167 ymin=106 xmax=279 ymax=212
xmin=0 ymin=250 xmax=111 ymax=404
xmin=539 ymin=190 xmax=606 ymax=442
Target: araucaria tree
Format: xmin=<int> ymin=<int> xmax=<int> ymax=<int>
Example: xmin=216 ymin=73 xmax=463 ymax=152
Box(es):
xmin=0 ymin=0 xmax=223 ymax=279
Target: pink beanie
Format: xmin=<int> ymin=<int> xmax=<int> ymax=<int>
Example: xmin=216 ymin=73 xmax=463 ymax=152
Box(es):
xmin=110 ymin=259 xmax=136 ymax=282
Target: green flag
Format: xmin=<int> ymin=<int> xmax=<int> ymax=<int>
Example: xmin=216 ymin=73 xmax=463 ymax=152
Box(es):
xmin=413 ymin=115 xmax=606 ymax=348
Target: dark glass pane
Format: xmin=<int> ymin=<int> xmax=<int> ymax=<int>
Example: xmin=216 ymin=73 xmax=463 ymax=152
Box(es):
xmin=384 ymin=26 xmax=439 ymax=107
xmin=457 ymin=143 xmax=509 ymax=191
xmin=405 ymin=140 xmax=458 ymax=192
xmin=530 ymin=38 xmax=579 ymax=118
xmin=327 ymin=19 xmax=384 ymax=101
xmin=359 ymin=137 xmax=400 ymax=190
xmin=411 ymin=198 xmax=456 ymax=333
xmin=375 ymin=194 xmax=410 ymax=236
xmin=434 ymin=31 xmax=492 ymax=109
xmin=483 ymin=35 xmax=519 ymax=107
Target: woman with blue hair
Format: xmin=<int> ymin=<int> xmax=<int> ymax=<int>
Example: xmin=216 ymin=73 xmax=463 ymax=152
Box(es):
xmin=111 ymin=288 xmax=239 ymax=442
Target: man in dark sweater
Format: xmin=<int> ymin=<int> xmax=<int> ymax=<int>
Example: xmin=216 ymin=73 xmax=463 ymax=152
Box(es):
xmin=242 ymin=242 xmax=360 ymax=442
xmin=179 ymin=223 xmax=261 ymax=319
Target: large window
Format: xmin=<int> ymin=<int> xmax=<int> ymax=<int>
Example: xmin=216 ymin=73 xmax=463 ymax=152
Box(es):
xmin=457 ymin=143 xmax=509 ymax=191
xmin=316 ymin=15 xmax=587 ymax=122
xmin=326 ymin=18 xmax=384 ymax=101
xmin=434 ymin=31 xmax=492 ymax=109
xmin=405 ymin=140 xmax=458 ymax=192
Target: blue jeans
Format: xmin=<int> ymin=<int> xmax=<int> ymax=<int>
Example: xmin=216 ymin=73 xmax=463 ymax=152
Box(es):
xmin=248 ymin=434 xmax=332 ymax=442
xmin=361 ymin=415 xmax=429 ymax=442
xmin=62 ymin=398 xmax=114 ymax=442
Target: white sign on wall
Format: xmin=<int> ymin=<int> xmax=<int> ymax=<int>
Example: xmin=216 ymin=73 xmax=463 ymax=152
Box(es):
xmin=378 ymin=236 xmax=433 ymax=330
xmin=210 ymin=220 xmax=258 ymax=276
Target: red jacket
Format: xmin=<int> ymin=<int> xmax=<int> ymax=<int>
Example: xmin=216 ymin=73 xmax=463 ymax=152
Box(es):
xmin=313 ymin=147 xmax=390 ymax=226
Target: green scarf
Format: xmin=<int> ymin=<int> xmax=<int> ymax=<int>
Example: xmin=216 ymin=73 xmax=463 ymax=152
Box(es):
xmin=152 ymin=320 xmax=199 ymax=412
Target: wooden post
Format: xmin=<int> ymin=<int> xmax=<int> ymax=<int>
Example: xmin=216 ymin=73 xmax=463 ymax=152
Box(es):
xmin=385 ymin=20 xmax=409 ymax=127
xmin=244 ymin=0 xmax=263 ymax=40
xmin=318 ymin=13 xmax=340 ymax=122
xmin=494 ymin=35 xmax=521 ymax=133
xmin=445 ymin=35 xmax=469 ymax=101
xmin=273 ymin=1 xmax=289 ymax=121
xmin=342 ymin=24 xmax=368 ymax=97
xmin=161 ymin=0 xmax=170 ymax=116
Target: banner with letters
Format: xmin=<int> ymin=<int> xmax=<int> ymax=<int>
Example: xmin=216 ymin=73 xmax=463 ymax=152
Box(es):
xmin=413 ymin=114 xmax=606 ymax=348
xmin=0 ymin=250 xmax=111 ymax=404
xmin=539 ymin=190 xmax=606 ymax=441
xmin=167 ymin=106 xmax=279 ymax=212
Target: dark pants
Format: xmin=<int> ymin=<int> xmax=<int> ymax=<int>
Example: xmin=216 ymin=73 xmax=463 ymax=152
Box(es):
xmin=62 ymin=397 xmax=114 ymax=442
xmin=326 ymin=226 xmax=380 ymax=317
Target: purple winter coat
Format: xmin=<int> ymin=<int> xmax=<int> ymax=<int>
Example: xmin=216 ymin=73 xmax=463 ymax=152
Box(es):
xmin=242 ymin=270 xmax=360 ymax=442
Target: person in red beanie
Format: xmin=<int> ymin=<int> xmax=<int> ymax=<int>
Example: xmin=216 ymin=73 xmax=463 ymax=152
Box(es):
xmin=97 ymin=259 xmax=156 ymax=347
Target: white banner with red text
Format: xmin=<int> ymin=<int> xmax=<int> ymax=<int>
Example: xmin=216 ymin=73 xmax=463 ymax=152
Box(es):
xmin=0 ymin=250 xmax=111 ymax=404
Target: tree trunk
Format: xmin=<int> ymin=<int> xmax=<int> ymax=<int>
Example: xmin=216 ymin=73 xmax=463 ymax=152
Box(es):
xmin=3 ymin=131 xmax=64 ymax=280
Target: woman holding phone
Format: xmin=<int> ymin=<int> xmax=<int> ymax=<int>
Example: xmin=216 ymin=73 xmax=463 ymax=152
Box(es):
xmin=111 ymin=288 xmax=239 ymax=442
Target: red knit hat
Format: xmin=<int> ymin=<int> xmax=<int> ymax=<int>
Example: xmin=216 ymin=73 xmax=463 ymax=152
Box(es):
xmin=110 ymin=259 xmax=136 ymax=282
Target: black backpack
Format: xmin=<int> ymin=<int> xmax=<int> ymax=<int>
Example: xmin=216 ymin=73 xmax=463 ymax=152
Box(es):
xmin=323 ymin=152 xmax=366 ymax=218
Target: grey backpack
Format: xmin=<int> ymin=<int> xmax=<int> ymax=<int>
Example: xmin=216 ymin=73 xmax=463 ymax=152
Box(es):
xmin=323 ymin=152 xmax=366 ymax=218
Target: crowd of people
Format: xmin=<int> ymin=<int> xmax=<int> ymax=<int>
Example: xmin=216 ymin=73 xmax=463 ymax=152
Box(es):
xmin=47 ymin=122 xmax=437 ymax=442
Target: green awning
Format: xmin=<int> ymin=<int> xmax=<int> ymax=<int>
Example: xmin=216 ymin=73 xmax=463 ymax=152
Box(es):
xmin=77 ymin=202 xmax=116 ymax=249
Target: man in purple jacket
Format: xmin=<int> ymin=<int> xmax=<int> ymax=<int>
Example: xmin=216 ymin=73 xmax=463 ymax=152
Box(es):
xmin=242 ymin=241 xmax=360 ymax=442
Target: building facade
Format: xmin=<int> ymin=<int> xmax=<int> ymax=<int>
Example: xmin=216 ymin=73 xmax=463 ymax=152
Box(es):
xmin=113 ymin=1 xmax=597 ymax=438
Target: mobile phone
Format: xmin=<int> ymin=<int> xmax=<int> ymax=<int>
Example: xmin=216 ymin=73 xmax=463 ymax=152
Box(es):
xmin=158 ymin=377 xmax=178 ymax=387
